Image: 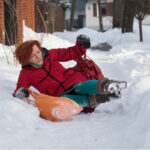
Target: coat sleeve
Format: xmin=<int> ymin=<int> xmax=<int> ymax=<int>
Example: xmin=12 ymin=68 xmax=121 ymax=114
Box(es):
xmin=50 ymin=42 xmax=87 ymax=62
xmin=13 ymin=69 xmax=31 ymax=97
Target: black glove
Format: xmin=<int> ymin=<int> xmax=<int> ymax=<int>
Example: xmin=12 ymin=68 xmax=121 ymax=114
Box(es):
xmin=15 ymin=87 xmax=29 ymax=99
xmin=77 ymin=34 xmax=91 ymax=49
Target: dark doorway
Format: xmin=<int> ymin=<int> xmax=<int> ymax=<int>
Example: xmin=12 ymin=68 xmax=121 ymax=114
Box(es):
xmin=78 ymin=15 xmax=84 ymax=28
xmin=4 ymin=0 xmax=17 ymax=45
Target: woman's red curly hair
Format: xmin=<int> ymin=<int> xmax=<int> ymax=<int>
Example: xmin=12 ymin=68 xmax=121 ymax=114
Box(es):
xmin=14 ymin=40 xmax=42 ymax=66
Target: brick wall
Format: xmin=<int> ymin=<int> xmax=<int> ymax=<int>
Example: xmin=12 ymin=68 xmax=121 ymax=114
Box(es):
xmin=35 ymin=1 xmax=65 ymax=33
xmin=55 ymin=5 xmax=65 ymax=32
xmin=1 ymin=0 xmax=64 ymax=45
xmin=0 ymin=1 xmax=5 ymax=44
xmin=35 ymin=1 xmax=48 ymax=33
xmin=16 ymin=0 xmax=35 ymax=45
xmin=23 ymin=0 xmax=35 ymax=30
xmin=16 ymin=0 xmax=23 ymax=46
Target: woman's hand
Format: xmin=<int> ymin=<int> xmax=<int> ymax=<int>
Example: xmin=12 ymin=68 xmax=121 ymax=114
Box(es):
xmin=15 ymin=87 xmax=29 ymax=99
xmin=77 ymin=34 xmax=91 ymax=49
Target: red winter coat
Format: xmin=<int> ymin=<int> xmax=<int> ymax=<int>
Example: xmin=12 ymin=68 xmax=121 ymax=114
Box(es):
xmin=13 ymin=42 xmax=88 ymax=97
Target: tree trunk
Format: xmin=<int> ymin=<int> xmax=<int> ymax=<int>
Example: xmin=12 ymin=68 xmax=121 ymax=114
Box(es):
xmin=113 ymin=0 xmax=125 ymax=28
xmin=122 ymin=0 xmax=136 ymax=33
xmin=135 ymin=0 xmax=149 ymax=42
xmin=69 ymin=0 xmax=76 ymax=31
xmin=139 ymin=20 xmax=143 ymax=42
xmin=97 ymin=0 xmax=103 ymax=32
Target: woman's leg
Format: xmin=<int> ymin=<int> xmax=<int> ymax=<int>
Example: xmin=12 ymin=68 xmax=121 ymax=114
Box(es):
xmin=60 ymin=94 xmax=90 ymax=107
xmin=74 ymin=80 xmax=99 ymax=94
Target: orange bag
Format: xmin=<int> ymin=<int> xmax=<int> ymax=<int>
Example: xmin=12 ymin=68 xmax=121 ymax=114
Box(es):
xmin=25 ymin=89 xmax=83 ymax=121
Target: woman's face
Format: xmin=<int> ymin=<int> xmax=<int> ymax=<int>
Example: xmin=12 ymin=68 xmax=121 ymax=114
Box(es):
xmin=29 ymin=45 xmax=43 ymax=65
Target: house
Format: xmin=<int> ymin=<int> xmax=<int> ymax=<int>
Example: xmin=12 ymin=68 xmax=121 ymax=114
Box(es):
xmin=85 ymin=0 xmax=150 ymax=30
xmin=0 ymin=0 xmax=65 ymax=46
xmin=66 ymin=0 xmax=113 ymax=30
xmin=85 ymin=0 xmax=113 ymax=30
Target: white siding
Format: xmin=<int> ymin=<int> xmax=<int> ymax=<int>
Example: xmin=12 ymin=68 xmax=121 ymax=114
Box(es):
xmin=107 ymin=0 xmax=113 ymax=2
xmin=85 ymin=0 xmax=99 ymax=29
xmin=85 ymin=0 xmax=112 ymax=30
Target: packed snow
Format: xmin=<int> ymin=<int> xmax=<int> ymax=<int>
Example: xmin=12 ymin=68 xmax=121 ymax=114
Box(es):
xmin=0 ymin=23 xmax=150 ymax=149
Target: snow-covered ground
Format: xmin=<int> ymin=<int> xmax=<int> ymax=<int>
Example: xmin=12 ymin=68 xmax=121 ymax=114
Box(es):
xmin=0 ymin=23 xmax=150 ymax=149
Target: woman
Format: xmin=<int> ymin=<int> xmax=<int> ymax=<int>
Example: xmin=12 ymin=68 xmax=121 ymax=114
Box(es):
xmin=13 ymin=35 xmax=126 ymax=112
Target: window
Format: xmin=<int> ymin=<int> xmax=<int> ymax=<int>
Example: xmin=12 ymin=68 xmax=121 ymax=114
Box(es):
xmin=101 ymin=3 xmax=106 ymax=16
xmin=93 ymin=3 xmax=106 ymax=17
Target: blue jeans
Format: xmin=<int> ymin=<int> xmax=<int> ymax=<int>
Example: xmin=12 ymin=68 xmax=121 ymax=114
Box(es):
xmin=60 ymin=80 xmax=99 ymax=107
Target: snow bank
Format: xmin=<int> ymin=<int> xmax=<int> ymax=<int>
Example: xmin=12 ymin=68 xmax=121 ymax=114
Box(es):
xmin=0 ymin=23 xmax=150 ymax=149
